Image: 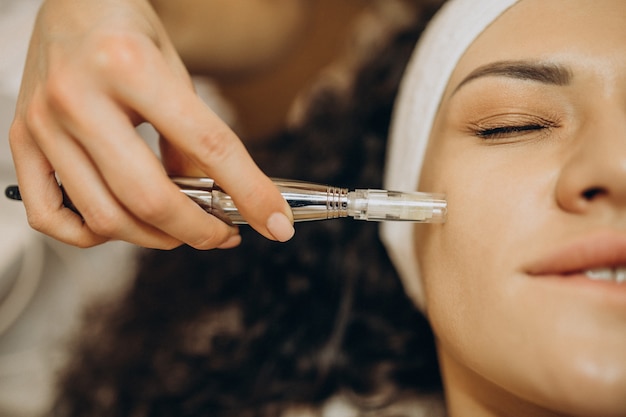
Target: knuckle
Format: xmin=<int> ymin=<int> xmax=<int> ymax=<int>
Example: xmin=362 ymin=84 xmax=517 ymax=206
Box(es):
xmin=24 ymin=203 xmax=105 ymax=248
xmin=82 ymin=206 xmax=122 ymax=237
xmin=8 ymin=119 xmax=28 ymax=149
xmin=44 ymin=70 xmax=82 ymax=118
xmin=22 ymin=99 xmax=48 ymax=137
xmin=192 ymin=128 xmax=237 ymax=168
xmin=130 ymin=191 xmax=174 ymax=224
xmin=188 ymin=235 xmax=220 ymax=250
xmin=186 ymin=227 xmax=229 ymax=250
xmin=25 ymin=209 xmax=51 ymax=234
xmin=89 ymin=32 xmax=148 ymax=76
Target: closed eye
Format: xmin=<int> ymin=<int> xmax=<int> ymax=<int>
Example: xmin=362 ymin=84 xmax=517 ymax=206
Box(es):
xmin=468 ymin=113 xmax=560 ymax=142
xmin=475 ymin=124 xmax=547 ymax=139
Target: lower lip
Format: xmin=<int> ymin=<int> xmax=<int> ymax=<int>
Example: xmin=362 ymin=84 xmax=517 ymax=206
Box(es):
xmin=533 ymin=273 xmax=626 ymax=305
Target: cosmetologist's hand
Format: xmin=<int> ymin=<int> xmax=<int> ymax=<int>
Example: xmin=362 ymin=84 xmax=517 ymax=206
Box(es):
xmin=8 ymin=0 xmax=294 ymax=250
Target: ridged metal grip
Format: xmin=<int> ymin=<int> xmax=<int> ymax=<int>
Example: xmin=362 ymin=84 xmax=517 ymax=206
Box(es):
xmin=172 ymin=177 xmax=349 ymax=225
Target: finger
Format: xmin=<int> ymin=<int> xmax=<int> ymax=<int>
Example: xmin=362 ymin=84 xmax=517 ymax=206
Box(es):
xmin=51 ymin=92 xmax=241 ymax=250
xmin=35 ymin=125 xmax=186 ymax=250
xmin=153 ymin=88 xmax=294 ymax=242
xmin=9 ymin=118 xmax=107 ymax=247
xmin=159 ymin=136 xmax=205 ymax=177
xmin=104 ymin=44 xmax=295 ymax=242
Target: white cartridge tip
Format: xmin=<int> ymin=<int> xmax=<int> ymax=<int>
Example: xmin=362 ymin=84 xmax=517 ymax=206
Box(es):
xmin=347 ymin=189 xmax=446 ymax=223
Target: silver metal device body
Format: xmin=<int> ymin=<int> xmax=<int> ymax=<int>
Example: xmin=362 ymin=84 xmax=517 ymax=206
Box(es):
xmin=173 ymin=177 xmax=351 ymax=225
xmin=5 ymin=178 xmax=446 ymax=225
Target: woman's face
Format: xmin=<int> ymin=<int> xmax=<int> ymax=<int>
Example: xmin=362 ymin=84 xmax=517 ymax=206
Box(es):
xmin=416 ymin=0 xmax=626 ymax=415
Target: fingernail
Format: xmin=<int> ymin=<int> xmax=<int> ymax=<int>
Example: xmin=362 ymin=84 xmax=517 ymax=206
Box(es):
xmin=266 ymin=212 xmax=295 ymax=242
xmin=218 ymin=234 xmax=242 ymax=249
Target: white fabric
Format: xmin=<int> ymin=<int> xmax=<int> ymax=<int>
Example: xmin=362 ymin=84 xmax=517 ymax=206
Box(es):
xmin=381 ymin=0 xmax=520 ymax=308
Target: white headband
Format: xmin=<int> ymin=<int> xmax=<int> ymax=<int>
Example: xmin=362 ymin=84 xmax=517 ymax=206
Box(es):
xmin=381 ymin=0 xmax=520 ymax=308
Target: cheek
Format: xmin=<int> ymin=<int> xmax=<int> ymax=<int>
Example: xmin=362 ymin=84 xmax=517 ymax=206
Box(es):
xmin=416 ymin=158 xmax=512 ymax=336
xmin=415 ymin=136 xmax=557 ymax=353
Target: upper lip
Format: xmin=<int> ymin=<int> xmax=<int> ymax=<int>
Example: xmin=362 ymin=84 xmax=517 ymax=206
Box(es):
xmin=526 ymin=231 xmax=626 ymax=276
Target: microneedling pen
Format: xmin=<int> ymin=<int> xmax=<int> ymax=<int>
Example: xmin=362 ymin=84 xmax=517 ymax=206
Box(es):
xmin=4 ymin=177 xmax=447 ymax=225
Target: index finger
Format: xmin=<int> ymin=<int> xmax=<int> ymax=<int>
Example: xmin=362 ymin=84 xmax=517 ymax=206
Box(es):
xmin=112 ymin=56 xmax=295 ymax=242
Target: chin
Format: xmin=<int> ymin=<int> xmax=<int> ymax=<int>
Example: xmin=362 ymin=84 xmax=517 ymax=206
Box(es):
xmin=517 ymin=325 xmax=626 ymax=417
xmin=509 ymin=264 xmax=626 ymax=415
xmin=543 ymin=383 xmax=626 ymax=417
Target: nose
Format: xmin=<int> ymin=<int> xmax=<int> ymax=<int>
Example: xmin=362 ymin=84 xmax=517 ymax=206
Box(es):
xmin=555 ymin=109 xmax=626 ymax=216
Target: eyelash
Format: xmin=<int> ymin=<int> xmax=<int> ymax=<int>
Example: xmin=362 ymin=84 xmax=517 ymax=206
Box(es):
xmin=475 ymin=124 xmax=548 ymax=139
xmin=469 ymin=116 xmax=559 ymax=141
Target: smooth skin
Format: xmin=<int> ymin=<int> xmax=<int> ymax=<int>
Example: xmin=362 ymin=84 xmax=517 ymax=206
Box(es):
xmin=8 ymin=0 xmax=303 ymax=250
xmin=416 ymin=1 xmax=626 ymax=416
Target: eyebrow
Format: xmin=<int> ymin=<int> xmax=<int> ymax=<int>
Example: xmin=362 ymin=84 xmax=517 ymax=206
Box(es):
xmin=452 ymin=60 xmax=573 ymax=94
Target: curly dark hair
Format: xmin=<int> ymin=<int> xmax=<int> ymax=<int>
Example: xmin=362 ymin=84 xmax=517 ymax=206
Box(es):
xmin=52 ymin=3 xmax=444 ymax=416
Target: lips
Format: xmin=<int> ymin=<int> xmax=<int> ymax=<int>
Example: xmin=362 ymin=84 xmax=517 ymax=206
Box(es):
xmin=526 ymin=231 xmax=626 ymax=284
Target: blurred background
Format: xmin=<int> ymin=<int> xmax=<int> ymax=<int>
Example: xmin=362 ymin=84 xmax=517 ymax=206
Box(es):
xmin=0 ymin=1 xmax=417 ymax=414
